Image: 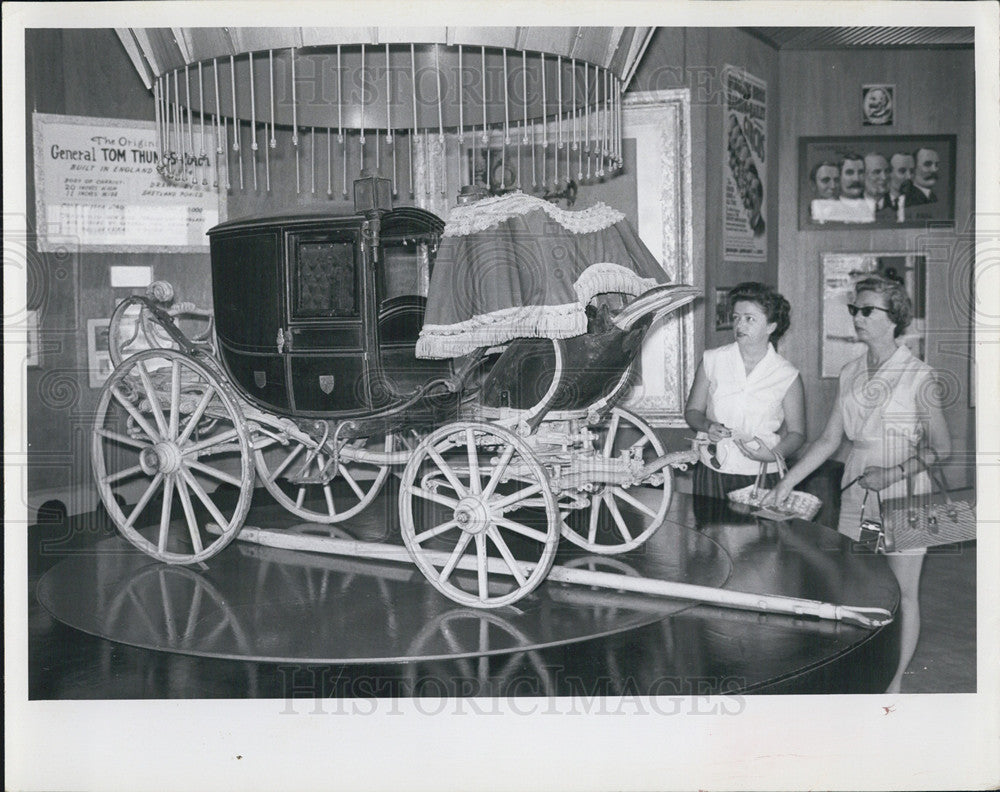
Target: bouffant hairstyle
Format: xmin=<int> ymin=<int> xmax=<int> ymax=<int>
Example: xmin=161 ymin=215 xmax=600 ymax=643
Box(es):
xmin=854 ymin=274 xmax=913 ymax=338
xmin=727 ymin=282 xmax=791 ymax=345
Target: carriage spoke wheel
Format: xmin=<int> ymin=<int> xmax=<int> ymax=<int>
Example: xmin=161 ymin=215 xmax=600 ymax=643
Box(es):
xmin=399 ymin=422 xmax=560 ymax=608
xmin=560 ymin=407 xmax=672 ymax=554
xmin=254 ymin=432 xmax=394 ymax=523
xmin=92 ymin=348 xmax=254 ymax=564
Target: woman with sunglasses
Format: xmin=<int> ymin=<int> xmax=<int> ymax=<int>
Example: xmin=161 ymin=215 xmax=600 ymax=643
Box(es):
xmin=766 ymin=274 xmax=951 ymax=693
xmin=685 ymin=282 xmax=805 ymax=500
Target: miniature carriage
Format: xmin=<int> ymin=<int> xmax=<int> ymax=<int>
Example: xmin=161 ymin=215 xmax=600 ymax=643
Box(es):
xmin=92 ymin=189 xmax=699 ymax=608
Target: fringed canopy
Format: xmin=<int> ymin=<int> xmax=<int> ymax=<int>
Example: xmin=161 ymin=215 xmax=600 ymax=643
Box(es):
xmin=415 ymin=193 xmax=667 ymax=359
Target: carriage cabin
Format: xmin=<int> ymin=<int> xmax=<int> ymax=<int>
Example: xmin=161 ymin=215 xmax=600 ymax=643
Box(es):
xmin=207 ymin=207 xmax=453 ymax=421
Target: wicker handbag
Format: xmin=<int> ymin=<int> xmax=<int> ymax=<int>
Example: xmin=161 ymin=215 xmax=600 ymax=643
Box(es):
xmin=876 ymin=461 xmax=976 ymax=552
xmin=727 ymin=449 xmax=823 ymax=522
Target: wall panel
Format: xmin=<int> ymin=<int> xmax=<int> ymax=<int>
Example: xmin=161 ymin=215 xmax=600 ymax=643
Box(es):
xmin=776 ymin=47 xmax=976 ymax=487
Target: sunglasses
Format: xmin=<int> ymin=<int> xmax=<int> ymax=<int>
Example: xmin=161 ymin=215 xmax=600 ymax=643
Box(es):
xmin=847 ymin=304 xmax=891 ymax=318
xmin=707 ymin=442 xmax=721 ymax=469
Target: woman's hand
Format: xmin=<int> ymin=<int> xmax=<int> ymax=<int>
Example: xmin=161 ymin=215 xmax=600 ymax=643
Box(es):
xmin=762 ymin=479 xmax=794 ymax=508
xmin=706 ymin=422 xmax=732 ymax=442
xmin=735 ymin=438 xmax=776 ymax=463
xmin=858 ymin=465 xmax=898 ymax=491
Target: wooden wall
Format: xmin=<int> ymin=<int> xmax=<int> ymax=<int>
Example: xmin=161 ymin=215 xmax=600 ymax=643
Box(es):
xmin=776 ymin=47 xmax=976 ymax=487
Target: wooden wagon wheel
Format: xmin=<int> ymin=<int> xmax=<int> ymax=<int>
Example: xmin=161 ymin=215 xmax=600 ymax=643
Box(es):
xmin=92 ymin=348 xmax=254 ymax=564
xmin=560 ymin=407 xmax=673 ymax=554
xmin=399 ymin=422 xmax=560 ymax=608
xmin=254 ymin=432 xmax=395 ymax=524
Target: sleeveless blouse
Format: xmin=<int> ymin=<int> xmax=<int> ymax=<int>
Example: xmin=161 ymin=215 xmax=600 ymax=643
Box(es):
xmin=698 ymin=342 xmax=799 ymax=476
xmin=836 ymin=344 xmax=935 ymax=538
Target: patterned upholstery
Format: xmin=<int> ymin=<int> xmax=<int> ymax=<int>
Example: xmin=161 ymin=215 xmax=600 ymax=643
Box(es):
xmin=296 ymin=242 xmax=356 ymax=316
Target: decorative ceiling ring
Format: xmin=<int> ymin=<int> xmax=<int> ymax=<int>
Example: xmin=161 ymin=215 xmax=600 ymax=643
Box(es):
xmin=121 ymin=28 xmax=653 ymax=195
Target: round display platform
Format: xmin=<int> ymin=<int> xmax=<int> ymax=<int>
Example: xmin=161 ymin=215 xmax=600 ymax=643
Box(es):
xmin=36 ymin=498 xmax=733 ymax=665
xmin=36 ymin=491 xmax=901 ymax=694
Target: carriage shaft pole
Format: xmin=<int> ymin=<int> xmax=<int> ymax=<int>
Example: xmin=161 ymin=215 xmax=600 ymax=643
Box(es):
xmin=212 ymin=524 xmax=891 ymax=628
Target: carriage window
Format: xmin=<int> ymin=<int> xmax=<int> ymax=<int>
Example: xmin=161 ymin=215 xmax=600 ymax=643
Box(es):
xmin=293 ymin=240 xmax=357 ymax=317
xmin=381 ymin=240 xmax=431 ymax=302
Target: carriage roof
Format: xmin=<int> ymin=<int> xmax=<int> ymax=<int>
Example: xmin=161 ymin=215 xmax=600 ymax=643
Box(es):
xmin=207 ymin=206 xmax=444 ymax=238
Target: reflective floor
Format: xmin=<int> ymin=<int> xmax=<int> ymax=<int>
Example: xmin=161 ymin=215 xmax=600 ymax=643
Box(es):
xmin=30 ymin=483 xmax=909 ymax=697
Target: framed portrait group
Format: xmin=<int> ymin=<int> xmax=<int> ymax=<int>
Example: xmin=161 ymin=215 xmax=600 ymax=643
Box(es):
xmin=798 ymin=134 xmax=956 ymax=229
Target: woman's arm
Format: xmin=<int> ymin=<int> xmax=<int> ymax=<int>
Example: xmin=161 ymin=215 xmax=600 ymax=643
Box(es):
xmin=782 ymin=404 xmax=844 ymax=489
xmin=774 ymin=375 xmax=807 ymax=459
xmin=684 ymin=361 xmax=731 ymax=441
xmin=764 ymin=395 xmax=845 ymax=505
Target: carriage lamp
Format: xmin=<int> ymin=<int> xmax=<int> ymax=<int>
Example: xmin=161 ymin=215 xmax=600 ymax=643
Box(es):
xmin=354 ymin=170 xmax=393 ymax=263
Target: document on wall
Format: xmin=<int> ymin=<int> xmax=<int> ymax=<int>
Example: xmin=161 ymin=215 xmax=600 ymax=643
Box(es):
xmin=723 ymin=65 xmax=767 ymax=263
xmin=32 ymin=113 xmax=222 ymax=252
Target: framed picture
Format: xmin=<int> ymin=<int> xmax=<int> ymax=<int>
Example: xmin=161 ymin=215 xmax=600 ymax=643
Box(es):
xmin=26 ymin=309 xmax=40 ymax=367
xmin=715 ymin=287 xmax=734 ymax=331
xmin=862 ymin=84 xmax=894 ymax=126
xmin=821 ymin=252 xmax=927 ymax=378
xmin=799 ymin=135 xmax=955 ymax=229
xmin=87 ymin=318 xmax=114 ymax=388
xmin=619 ymin=89 xmax=695 ymax=426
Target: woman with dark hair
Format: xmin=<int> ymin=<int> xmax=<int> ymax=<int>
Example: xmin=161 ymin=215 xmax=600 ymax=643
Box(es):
xmin=767 ymin=274 xmax=951 ymax=693
xmin=685 ymin=282 xmax=806 ymax=499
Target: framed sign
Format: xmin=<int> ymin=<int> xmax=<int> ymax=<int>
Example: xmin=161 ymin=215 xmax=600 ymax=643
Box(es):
xmin=714 ymin=287 xmax=734 ymax=332
xmin=33 ymin=113 xmax=222 ymax=253
xmin=86 ymin=318 xmax=113 ymax=388
xmin=799 ymin=135 xmax=956 ymax=229
xmin=723 ymin=65 xmax=767 ymax=262
xmin=26 ymin=310 xmax=40 ymax=367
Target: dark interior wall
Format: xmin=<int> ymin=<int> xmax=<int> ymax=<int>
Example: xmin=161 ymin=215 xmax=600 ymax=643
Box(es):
xmin=25 ymin=29 xmax=214 ymax=500
xmin=776 ymin=47 xmax=976 ymax=487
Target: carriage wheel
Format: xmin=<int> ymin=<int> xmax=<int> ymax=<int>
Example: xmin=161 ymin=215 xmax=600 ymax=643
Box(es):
xmin=254 ymin=432 xmax=394 ymax=523
xmin=92 ymin=348 xmax=254 ymax=564
xmin=560 ymin=407 xmax=672 ymax=554
xmin=399 ymin=422 xmax=560 ymax=608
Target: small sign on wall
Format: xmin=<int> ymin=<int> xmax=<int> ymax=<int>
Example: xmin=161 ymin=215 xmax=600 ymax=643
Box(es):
xmin=33 ymin=113 xmax=221 ymax=253
xmin=862 ymin=84 xmax=894 ymax=126
xmin=86 ymin=318 xmax=113 ymax=388
xmin=714 ymin=287 xmax=734 ymax=332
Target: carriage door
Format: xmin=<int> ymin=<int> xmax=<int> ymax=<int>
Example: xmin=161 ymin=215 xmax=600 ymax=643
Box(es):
xmin=283 ymin=225 xmax=373 ymax=413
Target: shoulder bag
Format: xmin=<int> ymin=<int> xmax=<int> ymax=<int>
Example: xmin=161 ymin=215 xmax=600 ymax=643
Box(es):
xmin=866 ymin=459 xmax=976 ymax=552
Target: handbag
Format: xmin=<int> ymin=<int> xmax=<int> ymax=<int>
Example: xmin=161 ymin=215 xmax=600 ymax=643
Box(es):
xmin=727 ymin=447 xmax=823 ymax=522
xmin=876 ymin=459 xmax=976 ymax=552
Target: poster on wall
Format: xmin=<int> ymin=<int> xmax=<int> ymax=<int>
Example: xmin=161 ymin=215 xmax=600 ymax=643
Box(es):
xmin=723 ymin=65 xmax=766 ymax=263
xmin=33 ymin=113 xmax=221 ymax=253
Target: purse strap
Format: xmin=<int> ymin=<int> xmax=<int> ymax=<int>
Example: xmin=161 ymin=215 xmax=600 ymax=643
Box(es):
xmin=861 ymin=487 xmax=884 ymax=518
xmin=909 ymin=453 xmax=961 ymax=518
